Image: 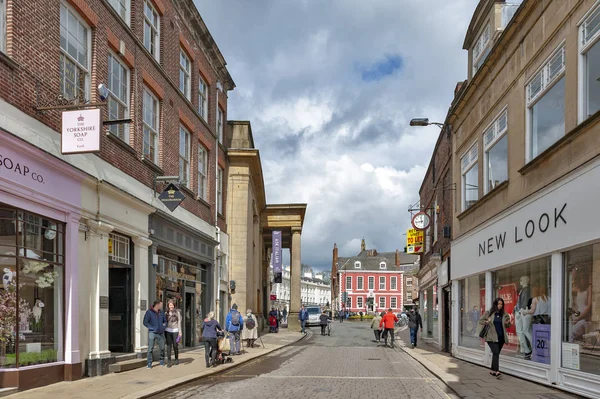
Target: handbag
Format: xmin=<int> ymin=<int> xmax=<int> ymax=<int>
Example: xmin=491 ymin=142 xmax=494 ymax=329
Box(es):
xmin=479 ymin=323 xmax=490 ymax=338
xmin=218 ymin=337 xmax=230 ymax=352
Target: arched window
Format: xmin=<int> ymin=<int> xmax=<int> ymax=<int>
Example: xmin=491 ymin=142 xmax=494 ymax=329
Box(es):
xmin=380 ymin=262 xmax=387 ymax=269
xmin=354 ymin=261 xmax=361 ymax=269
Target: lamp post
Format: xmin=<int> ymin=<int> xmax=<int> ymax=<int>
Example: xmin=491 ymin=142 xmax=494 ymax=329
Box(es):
xmin=409 ymin=118 xmax=444 ymax=128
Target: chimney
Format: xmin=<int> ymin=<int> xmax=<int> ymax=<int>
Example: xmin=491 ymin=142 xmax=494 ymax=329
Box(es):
xmin=361 ymin=238 xmax=366 ymax=252
xmin=395 ymin=249 xmax=400 ymax=267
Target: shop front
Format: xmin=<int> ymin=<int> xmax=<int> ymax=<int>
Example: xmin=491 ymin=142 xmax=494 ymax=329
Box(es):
xmin=0 ymin=130 xmax=83 ymax=390
xmin=451 ymin=158 xmax=600 ymax=398
xmin=418 ymin=256 xmax=439 ymax=348
xmin=150 ymin=212 xmax=216 ymax=348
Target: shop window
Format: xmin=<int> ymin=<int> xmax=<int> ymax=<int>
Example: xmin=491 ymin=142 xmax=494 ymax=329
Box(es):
xmin=483 ymin=109 xmax=508 ymax=193
xmin=109 ymin=233 xmax=130 ymax=264
xmin=494 ymin=256 xmax=551 ymax=364
xmin=459 ymin=273 xmax=486 ymax=350
xmin=0 ymin=207 xmax=64 ymax=369
xmin=461 ymin=142 xmax=478 ymax=211
xmin=580 ymin=3 xmax=600 ymax=121
xmin=562 ymin=244 xmax=600 ymax=375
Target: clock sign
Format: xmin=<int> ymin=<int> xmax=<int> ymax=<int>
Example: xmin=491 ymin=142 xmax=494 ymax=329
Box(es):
xmin=411 ymin=211 xmax=431 ymax=231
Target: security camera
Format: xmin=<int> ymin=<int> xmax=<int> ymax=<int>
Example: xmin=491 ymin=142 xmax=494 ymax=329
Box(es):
xmin=97 ymin=84 xmax=109 ymax=102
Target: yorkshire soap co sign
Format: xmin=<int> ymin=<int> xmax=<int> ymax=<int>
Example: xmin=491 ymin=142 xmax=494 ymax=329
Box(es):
xmin=451 ymin=162 xmax=600 ymax=279
xmin=62 ymin=108 xmax=102 ymax=154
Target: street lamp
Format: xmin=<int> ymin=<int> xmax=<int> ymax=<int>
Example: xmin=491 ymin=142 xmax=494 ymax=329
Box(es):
xmin=409 ymin=118 xmax=444 ymax=128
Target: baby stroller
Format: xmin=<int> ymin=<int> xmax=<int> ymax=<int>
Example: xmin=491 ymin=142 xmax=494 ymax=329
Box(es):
xmin=269 ymin=315 xmax=278 ymax=333
xmin=215 ymin=331 xmax=233 ymax=365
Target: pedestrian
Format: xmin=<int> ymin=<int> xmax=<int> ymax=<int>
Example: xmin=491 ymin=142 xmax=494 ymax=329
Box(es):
xmin=319 ymin=310 xmax=331 ymax=335
xmin=143 ymin=300 xmax=167 ymax=369
xmin=360 ymin=311 xmax=364 ymax=322
xmin=298 ymin=304 xmax=309 ymax=333
xmin=226 ymin=303 xmax=244 ymax=355
xmin=407 ymin=307 xmax=423 ymax=348
xmin=269 ymin=307 xmax=279 ymax=333
xmin=201 ymin=311 xmax=222 ymax=368
xmin=165 ymin=300 xmax=182 ymax=367
xmin=242 ymin=309 xmax=258 ymax=348
xmin=379 ymin=308 xmax=398 ymax=348
xmin=339 ymin=309 xmax=344 ymax=323
xmin=283 ymin=307 xmax=288 ymax=324
xmin=379 ymin=311 xmax=388 ymax=342
xmin=371 ymin=311 xmax=383 ymax=342
xmin=479 ymin=297 xmax=511 ymax=378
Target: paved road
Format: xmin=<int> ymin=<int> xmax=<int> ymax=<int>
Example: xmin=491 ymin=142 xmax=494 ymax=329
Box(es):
xmin=152 ymin=322 xmax=457 ymax=399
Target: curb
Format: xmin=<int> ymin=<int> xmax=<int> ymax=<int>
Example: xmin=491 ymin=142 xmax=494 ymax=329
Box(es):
xmin=133 ymin=332 xmax=308 ymax=399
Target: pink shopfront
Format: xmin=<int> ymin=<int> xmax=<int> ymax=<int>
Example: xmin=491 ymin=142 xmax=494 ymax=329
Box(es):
xmin=0 ymin=129 xmax=84 ymax=390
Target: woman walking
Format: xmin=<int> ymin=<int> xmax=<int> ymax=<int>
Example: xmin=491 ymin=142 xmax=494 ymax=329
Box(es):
xmin=371 ymin=312 xmax=383 ymax=342
xmin=201 ymin=311 xmax=222 ymax=368
xmin=479 ymin=298 xmax=511 ymax=378
xmin=242 ymin=309 xmax=258 ymax=348
xmin=165 ymin=300 xmax=182 ymax=367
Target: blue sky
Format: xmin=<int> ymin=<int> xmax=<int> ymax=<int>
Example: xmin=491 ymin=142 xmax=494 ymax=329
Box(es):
xmin=195 ymin=0 xmax=476 ymax=271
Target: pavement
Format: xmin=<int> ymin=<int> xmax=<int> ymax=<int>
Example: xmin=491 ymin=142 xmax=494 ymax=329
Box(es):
xmin=395 ymin=326 xmax=579 ymax=399
xmin=7 ymin=329 xmax=304 ymax=399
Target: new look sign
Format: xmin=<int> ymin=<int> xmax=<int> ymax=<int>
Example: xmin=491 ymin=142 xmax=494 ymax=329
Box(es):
xmin=62 ymin=108 xmax=102 ymax=154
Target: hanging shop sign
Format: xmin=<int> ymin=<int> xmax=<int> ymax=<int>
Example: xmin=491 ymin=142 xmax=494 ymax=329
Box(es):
xmin=61 ymin=108 xmax=102 ymax=154
xmin=406 ymin=228 xmax=424 ymax=254
xmin=158 ymin=183 xmax=185 ymax=212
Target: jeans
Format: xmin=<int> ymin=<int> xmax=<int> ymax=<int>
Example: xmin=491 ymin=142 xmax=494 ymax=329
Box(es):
xmin=515 ymin=312 xmax=532 ymax=354
xmin=384 ymin=328 xmax=395 ymax=347
xmin=321 ymin=325 xmax=327 ymax=335
xmin=339 ymin=316 xmax=343 ymax=323
xmin=374 ymin=329 xmax=381 ymax=341
xmin=205 ymin=337 xmax=218 ymax=365
xmin=147 ymin=332 xmax=165 ymax=366
xmin=300 ymin=320 xmax=307 ymax=332
xmin=487 ymin=341 xmax=505 ymax=372
xmin=410 ymin=327 xmax=418 ymax=346
xmin=229 ymin=331 xmax=241 ymax=354
xmin=165 ymin=331 xmax=179 ymax=361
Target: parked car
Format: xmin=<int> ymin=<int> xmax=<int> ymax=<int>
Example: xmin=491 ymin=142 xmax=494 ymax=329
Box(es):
xmin=305 ymin=306 xmax=321 ymax=326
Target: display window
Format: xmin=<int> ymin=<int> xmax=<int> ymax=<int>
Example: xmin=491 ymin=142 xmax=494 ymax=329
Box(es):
xmin=562 ymin=244 xmax=600 ymax=374
xmin=0 ymin=206 xmax=64 ymax=369
xmin=459 ymin=273 xmax=486 ymax=349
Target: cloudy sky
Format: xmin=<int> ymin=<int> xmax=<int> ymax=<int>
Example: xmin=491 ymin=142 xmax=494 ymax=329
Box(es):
xmin=195 ymin=0 xmax=476 ymax=271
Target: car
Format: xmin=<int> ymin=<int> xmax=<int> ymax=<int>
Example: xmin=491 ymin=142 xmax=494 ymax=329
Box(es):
xmin=305 ymin=306 xmax=321 ymax=326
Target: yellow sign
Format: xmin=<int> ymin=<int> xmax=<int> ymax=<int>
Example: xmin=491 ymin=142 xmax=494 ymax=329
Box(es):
xmin=406 ymin=229 xmax=424 ymax=254
xmin=108 ymin=238 xmax=113 ymax=255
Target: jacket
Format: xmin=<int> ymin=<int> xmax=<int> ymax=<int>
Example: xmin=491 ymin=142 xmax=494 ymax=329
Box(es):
xmin=143 ymin=308 xmax=167 ymax=334
xmin=380 ymin=312 xmax=398 ymax=329
xmin=298 ymin=309 xmax=309 ymax=321
xmin=319 ymin=314 xmax=331 ymax=325
xmin=165 ymin=309 xmax=182 ymax=333
xmin=371 ymin=315 xmax=382 ymax=330
xmin=201 ymin=319 xmax=222 ymax=339
xmin=225 ymin=309 xmax=244 ymax=332
xmin=478 ymin=310 xmax=511 ymax=342
xmin=408 ymin=312 xmax=423 ymax=330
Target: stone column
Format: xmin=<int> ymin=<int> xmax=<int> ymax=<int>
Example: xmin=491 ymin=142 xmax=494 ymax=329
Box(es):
xmin=64 ymin=214 xmax=82 ymax=372
xmin=288 ymin=227 xmax=302 ymax=330
xmin=132 ymin=236 xmax=152 ymax=353
xmin=87 ymin=220 xmax=114 ymax=360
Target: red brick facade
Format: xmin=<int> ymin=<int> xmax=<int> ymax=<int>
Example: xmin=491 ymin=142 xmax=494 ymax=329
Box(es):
xmin=339 ymin=270 xmax=404 ymax=313
xmin=0 ymin=0 xmax=231 ymax=232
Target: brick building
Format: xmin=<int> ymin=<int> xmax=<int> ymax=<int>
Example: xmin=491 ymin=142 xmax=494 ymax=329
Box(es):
xmin=0 ymin=0 xmax=234 ymax=390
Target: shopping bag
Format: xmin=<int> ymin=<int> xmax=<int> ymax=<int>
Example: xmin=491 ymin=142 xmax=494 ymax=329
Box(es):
xmin=218 ymin=337 xmax=230 ymax=352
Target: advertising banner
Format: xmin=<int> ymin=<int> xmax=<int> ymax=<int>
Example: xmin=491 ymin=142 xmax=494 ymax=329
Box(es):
xmin=497 ymin=283 xmax=517 ymax=336
xmin=407 ymin=228 xmax=424 ymax=254
xmin=272 ymin=230 xmax=282 ymax=283
xmin=532 ymin=324 xmax=551 ymax=364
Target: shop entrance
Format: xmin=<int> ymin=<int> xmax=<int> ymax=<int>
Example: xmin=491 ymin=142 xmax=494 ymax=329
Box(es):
xmin=443 ymin=287 xmax=451 ymax=353
xmin=183 ymin=288 xmax=196 ymax=347
xmin=108 ymin=267 xmax=132 ymax=353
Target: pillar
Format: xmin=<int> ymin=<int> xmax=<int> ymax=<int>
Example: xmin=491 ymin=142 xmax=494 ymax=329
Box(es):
xmin=87 ymin=220 xmax=114 ymax=359
xmin=288 ymin=227 xmax=302 ymax=330
xmin=64 ymin=214 xmax=82 ymax=371
xmin=132 ymin=236 xmax=152 ymax=353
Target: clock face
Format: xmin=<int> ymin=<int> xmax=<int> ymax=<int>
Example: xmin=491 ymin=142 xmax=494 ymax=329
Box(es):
xmin=44 ymin=224 xmax=57 ymax=241
xmin=412 ymin=212 xmax=431 ymax=230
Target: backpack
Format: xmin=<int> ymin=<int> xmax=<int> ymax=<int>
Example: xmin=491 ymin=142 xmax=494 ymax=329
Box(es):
xmin=231 ymin=311 xmax=241 ymax=326
xmin=246 ymin=316 xmax=256 ymax=330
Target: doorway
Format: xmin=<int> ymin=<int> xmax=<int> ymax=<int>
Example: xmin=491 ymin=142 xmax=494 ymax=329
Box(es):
xmin=184 ymin=290 xmax=196 ymax=347
xmin=109 ymin=267 xmax=132 ymax=353
xmin=443 ymin=287 xmax=451 ymax=353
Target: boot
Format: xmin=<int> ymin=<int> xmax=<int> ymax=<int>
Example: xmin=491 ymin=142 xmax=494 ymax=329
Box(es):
xmin=167 ymin=360 xmax=172 ymax=368
xmin=174 ymin=359 xmax=179 ymax=366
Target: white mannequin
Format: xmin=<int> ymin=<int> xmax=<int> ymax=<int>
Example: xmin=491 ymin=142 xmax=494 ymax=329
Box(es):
xmin=515 ymin=276 xmax=532 ymax=359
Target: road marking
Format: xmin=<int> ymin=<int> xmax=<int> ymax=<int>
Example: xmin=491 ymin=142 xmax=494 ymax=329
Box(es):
xmin=217 ymin=375 xmax=438 ymax=381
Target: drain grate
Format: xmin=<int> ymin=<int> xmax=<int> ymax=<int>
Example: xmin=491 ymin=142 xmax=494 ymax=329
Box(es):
xmin=366 ymin=358 xmax=381 ymax=361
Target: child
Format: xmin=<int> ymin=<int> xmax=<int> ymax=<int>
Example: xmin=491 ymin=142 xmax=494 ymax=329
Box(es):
xmin=269 ymin=314 xmax=278 ymax=333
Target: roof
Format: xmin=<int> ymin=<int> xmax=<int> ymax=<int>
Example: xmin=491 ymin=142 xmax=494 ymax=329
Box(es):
xmin=339 ymin=251 xmax=415 ymax=272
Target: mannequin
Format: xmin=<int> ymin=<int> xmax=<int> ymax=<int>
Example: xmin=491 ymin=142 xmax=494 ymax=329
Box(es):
xmin=515 ymin=276 xmax=532 ymax=360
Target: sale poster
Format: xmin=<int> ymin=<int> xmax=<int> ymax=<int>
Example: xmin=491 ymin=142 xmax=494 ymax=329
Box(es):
xmin=497 ymin=284 xmax=517 ymax=336
xmin=532 ymin=324 xmax=551 ymax=364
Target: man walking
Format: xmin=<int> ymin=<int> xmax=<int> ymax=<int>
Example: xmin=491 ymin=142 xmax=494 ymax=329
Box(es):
xmin=407 ymin=307 xmax=423 ymax=348
xmin=379 ymin=308 xmax=398 ymax=348
xmin=298 ymin=305 xmax=309 ymax=334
xmin=226 ymin=304 xmax=244 ymax=355
xmin=143 ymin=300 xmax=167 ymax=369
xmin=339 ymin=309 xmax=344 ymax=323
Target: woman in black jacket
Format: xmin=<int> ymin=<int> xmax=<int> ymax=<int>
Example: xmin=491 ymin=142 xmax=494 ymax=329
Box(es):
xmin=319 ymin=310 xmax=331 ymax=336
xmin=479 ymin=298 xmax=512 ymax=378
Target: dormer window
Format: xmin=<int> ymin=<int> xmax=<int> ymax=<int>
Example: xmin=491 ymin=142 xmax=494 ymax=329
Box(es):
xmin=354 ymin=261 xmax=361 ymax=269
xmin=472 ymin=23 xmax=491 ymax=75
xmin=379 ymin=262 xmax=386 ymax=269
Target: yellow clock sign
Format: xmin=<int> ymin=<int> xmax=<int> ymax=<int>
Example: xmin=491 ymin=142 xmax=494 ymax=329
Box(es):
xmin=406 ymin=229 xmax=424 ymax=254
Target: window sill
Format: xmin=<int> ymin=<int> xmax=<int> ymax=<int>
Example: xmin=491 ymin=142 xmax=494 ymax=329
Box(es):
xmin=0 ymin=51 xmax=19 ymax=70
xmin=106 ymin=133 xmax=136 ymax=156
xmin=142 ymin=158 xmax=164 ymax=175
xmin=197 ymin=196 xmax=211 ymax=208
xmin=179 ymin=184 xmax=195 ymax=198
xmin=519 ymin=109 xmax=600 ymax=175
xmin=218 ymin=212 xmax=226 ymax=221
xmin=457 ymin=180 xmax=509 ymax=220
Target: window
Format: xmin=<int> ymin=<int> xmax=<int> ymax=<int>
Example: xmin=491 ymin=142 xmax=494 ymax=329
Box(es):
xmin=461 ymin=142 xmax=479 ymax=211
xmin=217 ymin=167 xmax=224 ymax=214
xmin=391 ymin=276 xmax=397 ymax=290
xmin=483 ymin=109 xmax=508 ymax=193
xmin=379 ymin=262 xmax=386 ymax=269
xmin=379 ymin=297 xmax=386 ymax=309
xmin=218 ymin=253 xmax=226 ymax=281
xmin=357 ymin=297 xmax=363 ymax=308
xmin=217 ymin=107 xmax=224 ymax=144
xmin=527 ymin=46 xmax=565 ymax=160
xmin=0 ymin=0 xmax=6 ymax=53
xmin=179 ymin=49 xmax=191 ymax=100
xmin=357 ymin=276 xmax=363 ymax=290
xmin=143 ymin=0 xmax=160 ymax=61
xmin=109 ymin=233 xmax=130 ymax=264
xmin=199 ymin=77 xmax=209 ymax=121
xmin=143 ymin=88 xmax=159 ymax=164
xmin=179 ymin=126 xmax=190 ymax=187
xmin=108 ymin=0 xmax=129 ymax=23
xmin=60 ymin=3 xmax=89 ymax=101
xmin=368 ymin=276 xmax=374 ymax=290
xmin=379 ymin=276 xmax=386 ymax=290
xmin=407 ymin=292 xmax=413 ymax=301
xmin=580 ymin=4 xmax=600 ymax=120
xmin=406 ymin=278 xmax=413 ymax=287
xmin=354 ymin=261 xmax=361 ymax=269
xmin=391 ymin=297 xmax=397 ymax=309
xmin=562 ymin=244 xmax=600 ymax=375
xmin=346 ymin=276 xmax=352 ymax=290
xmin=197 ymin=144 xmax=208 ymax=200
xmin=472 ymin=23 xmax=491 ymax=74
xmin=459 ymin=273 xmax=486 ymax=350
xmin=107 ymin=53 xmax=130 ymax=141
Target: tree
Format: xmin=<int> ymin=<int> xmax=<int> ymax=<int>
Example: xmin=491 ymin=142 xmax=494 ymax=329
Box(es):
xmin=0 ymin=280 xmax=32 ymax=361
